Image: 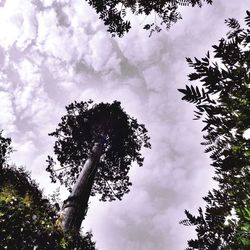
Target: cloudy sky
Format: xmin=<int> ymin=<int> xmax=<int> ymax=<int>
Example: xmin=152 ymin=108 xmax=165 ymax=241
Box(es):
xmin=0 ymin=0 xmax=249 ymax=249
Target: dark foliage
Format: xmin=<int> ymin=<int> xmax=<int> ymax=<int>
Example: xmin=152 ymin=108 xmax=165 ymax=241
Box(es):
xmin=47 ymin=100 xmax=151 ymax=201
xmin=86 ymin=0 xmax=213 ymax=37
xmin=0 ymin=134 xmax=96 ymax=250
xmin=179 ymin=11 xmax=250 ymax=249
xmin=0 ymin=131 xmax=12 ymax=168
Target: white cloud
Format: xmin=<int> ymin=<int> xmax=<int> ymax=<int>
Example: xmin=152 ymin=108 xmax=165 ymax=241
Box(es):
xmin=118 ymin=32 xmax=165 ymax=68
xmin=142 ymin=65 xmax=166 ymax=91
xmin=42 ymin=0 xmax=54 ymax=8
xmin=15 ymin=4 xmax=37 ymax=51
xmin=11 ymin=140 xmax=37 ymax=167
xmin=85 ymin=32 xmax=121 ymax=74
xmin=0 ymin=9 xmax=22 ymax=49
xmin=34 ymin=1 xmax=122 ymax=81
xmin=0 ymin=91 xmax=16 ymax=131
xmin=15 ymin=59 xmax=40 ymax=83
xmin=36 ymin=9 xmax=72 ymax=60
xmin=13 ymin=60 xmax=41 ymax=113
xmin=0 ymin=1 xmax=36 ymax=50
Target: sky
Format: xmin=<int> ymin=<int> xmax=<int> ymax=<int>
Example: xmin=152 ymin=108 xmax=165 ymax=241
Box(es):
xmin=0 ymin=0 xmax=249 ymax=249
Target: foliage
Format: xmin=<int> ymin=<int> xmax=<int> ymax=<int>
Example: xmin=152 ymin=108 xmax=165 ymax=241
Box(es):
xmin=86 ymin=0 xmax=213 ymax=37
xmin=0 ymin=134 xmax=96 ymax=249
xmin=179 ymin=11 xmax=250 ymax=249
xmin=47 ymin=100 xmax=151 ymax=201
xmin=235 ymin=207 xmax=250 ymax=248
xmin=0 ymin=165 xmax=96 ymax=250
xmin=0 ymin=131 xmax=12 ymax=168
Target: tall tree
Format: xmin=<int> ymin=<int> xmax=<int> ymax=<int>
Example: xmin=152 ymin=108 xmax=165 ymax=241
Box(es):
xmin=46 ymin=100 xmax=151 ymax=232
xmin=179 ymin=11 xmax=250 ymax=249
xmin=85 ymin=0 xmax=213 ymax=37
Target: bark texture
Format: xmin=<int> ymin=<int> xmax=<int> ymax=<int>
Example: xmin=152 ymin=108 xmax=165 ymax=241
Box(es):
xmin=62 ymin=142 xmax=103 ymax=232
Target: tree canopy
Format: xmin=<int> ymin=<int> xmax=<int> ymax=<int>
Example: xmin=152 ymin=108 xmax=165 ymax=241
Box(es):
xmin=179 ymin=11 xmax=250 ymax=249
xmin=86 ymin=0 xmax=213 ymax=37
xmin=47 ymin=100 xmax=151 ymax=202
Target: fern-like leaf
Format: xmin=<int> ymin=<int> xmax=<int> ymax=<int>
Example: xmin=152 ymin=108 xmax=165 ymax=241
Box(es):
xmin=245 ymin=10 xmax=250 ymax=27
xmin=225 ymin=18 xmax=240 ymax=30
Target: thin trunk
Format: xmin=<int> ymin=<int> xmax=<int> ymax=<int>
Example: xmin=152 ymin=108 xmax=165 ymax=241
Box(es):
xmin=62 ymin=141 xmax=103 ymax=232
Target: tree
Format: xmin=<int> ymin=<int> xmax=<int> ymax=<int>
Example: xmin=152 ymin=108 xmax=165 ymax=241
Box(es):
xmin=179 ymin=11 xmax=250 ymax=249
xmin=0 ymin=134 xmax=96 ymax=249
xmin=85 ymin=0 xmax=213 ymax=37
xmin=0 ymin=131 xmax=12 ymax=168
xmin=46 ymin=100 xmax=151 ymax=232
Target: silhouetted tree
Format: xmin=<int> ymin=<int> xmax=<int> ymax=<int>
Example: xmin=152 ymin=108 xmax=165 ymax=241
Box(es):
xmin=179 ymin=11 xmax=250 ymax=249
xmin=85 ymin=0 xmax=213 ymax=37
xmin=0 ymin=134 xmax=96 ymax=250
xmin=0 ymin=131 xmax=12 ymax=168
xmin=47 ymin=100 xmax=151 ymax=232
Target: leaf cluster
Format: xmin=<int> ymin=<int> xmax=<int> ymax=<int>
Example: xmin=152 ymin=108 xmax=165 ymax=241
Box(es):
xmin=86 ymin=0 xmax=212 ymax=37
xmin=0 ymin=131 xmax=12 ymax=168
xmin=0 ymin=133 xmax=96 ymax=249
xmin=0 ymin=164 xmax=96 ymax=250
xmin=179 ymin=11 xmax=250 ymax=249
xmin=47 ymin=100 xmax=151 ymax=201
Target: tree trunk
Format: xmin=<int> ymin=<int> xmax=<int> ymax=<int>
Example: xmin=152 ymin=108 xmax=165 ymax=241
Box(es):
xmin=62 ymin=141 xmax=103 ymax=232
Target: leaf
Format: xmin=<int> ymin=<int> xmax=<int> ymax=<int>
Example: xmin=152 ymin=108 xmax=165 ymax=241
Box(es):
xmin=225 ymin=18 xmax=240 ymax=30
xmin=245 ymin=10 xmax=250 ymax=27
xmin=143 ymin=24 xmax=151 ymax=30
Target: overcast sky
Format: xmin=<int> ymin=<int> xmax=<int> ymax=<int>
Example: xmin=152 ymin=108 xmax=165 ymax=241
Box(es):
xmin=0 ymin=0 xmax=249 ymax=249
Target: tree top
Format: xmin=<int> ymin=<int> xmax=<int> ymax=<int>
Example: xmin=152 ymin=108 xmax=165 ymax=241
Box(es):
xmin=47 ymin=100 xmax=151 ymax=201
